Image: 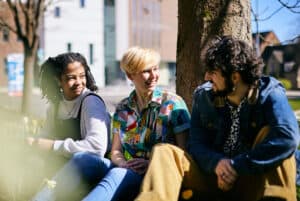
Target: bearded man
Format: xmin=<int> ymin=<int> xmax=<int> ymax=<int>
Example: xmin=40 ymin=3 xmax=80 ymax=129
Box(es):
xmin=134 ymin=36 xmax=300 ymax=201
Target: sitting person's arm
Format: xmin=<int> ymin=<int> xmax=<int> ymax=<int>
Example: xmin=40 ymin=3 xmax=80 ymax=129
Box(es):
xmin=111 ymin=131 xmax=149 ymax=175
xmin=111 ymin=133 xmax=127 ymax=167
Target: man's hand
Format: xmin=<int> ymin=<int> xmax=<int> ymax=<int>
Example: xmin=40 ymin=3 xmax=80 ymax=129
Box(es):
xmin=215 ymin=159 xmax=238 ymax=191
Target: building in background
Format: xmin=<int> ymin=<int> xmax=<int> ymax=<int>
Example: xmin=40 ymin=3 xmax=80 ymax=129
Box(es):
xmin=5 ymin=1 xmax=296 ymax=90
xmin=262 ymin=43 xmax=300 ymax=89
xmin=107 ymin=0 xmax=177 ymax=86
xmin=41 ymin=0 xmax=105 ymax=87
xmin=252 ymin=31 xmax=280 ymax=56
xmin=0 ymin=1 xmax=23 ymax=87
xmin=0 ymin=0 xmax=178 ymax=88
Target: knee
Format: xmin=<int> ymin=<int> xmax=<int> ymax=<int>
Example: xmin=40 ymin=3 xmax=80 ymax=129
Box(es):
xmin=72 ymin=151 xmax=90 ymax=161
xmin=71 ymin=152 xmax=92 ymax=165
xmin=107 ymin=168 xmax=142 ymax=185
xmin=152 ymin=143 xmax=180 ymax=155
xmin=71 ymin=152 xmax=101 ymax=170
xmin=108 ymin=168 xmax=137 ymax=180
xmin=71 ymin=152 xmax=110 ymax=183
xmin=108 ymin=167 xmax=128 ymax=177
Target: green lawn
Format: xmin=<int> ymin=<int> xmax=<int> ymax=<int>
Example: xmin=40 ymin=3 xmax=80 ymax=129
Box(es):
xmin=289 ymin=99 xmax=300 ymax=111
xmin=0 ymin=109 xmax=44 ymax=201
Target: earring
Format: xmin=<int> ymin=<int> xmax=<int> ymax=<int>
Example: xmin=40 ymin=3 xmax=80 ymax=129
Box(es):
xmin=232 ymin=85 xmax=236 ymax=92
xmin=59 ymin=87 xmax=63 ymax=93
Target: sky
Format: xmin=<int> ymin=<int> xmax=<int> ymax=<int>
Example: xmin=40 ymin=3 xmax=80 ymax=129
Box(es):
xmin=251 ymin=0 xmax=300 ymax=43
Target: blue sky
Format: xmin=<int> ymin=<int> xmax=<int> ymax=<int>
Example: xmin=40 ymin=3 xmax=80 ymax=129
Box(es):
xmin=251 ymin=0 xmax=300 ymax=43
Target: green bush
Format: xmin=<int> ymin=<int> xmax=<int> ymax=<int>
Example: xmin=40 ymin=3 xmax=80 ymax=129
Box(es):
xmin=279 ymin=78 xmax=292 ymax=90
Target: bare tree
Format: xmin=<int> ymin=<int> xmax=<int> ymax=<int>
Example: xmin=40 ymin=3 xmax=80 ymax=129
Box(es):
xmin=0 ymin=0 xmax=48 ymax=115
xmin=251 ymin=0 xmax=300 ymax=50
xmin=177 ymin=0 xmax=251 ymax=109
xmin=278 ymin=0 xmax=300 ymax=13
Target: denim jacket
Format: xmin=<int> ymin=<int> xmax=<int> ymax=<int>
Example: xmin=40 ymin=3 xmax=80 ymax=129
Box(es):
xmin=188 ymin=76 xmax=300 ymax=175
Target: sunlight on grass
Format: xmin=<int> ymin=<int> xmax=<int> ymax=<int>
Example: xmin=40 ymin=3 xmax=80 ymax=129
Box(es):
xmin=0 ymin=110 xmax=45 ymax=201
xmin=289 ymin=99 xmax=300 ymax=111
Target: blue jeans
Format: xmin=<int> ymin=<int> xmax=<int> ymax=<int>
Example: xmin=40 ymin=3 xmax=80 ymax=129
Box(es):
xmin=74 ymin=152 xmax=144 ymax=201
xmin=32 ymin=152 xmax=90 ymax=201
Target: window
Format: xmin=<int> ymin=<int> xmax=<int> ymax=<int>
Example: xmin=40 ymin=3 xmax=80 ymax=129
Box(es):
xmin=80 ymin=0 xmax=85 ymax=8
xmin=89 ymin=43 xmax=94 ymax=64
xmin=17 ymin=35 xmax=22 ymax=41
xmin=3 ymin=28 xmax=9 ymax=42
xmin=105 ymin=0 xmax=114 ymax=6
xmin=54 ymin=6 xmax=60 ymax=17
xmin=284 ymin=61 xmax=295 ymax=73
xmin=67 ymin=43 xmax=72 ymax=52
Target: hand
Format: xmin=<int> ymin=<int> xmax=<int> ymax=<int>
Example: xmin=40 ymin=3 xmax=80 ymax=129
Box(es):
xmin=36 ymin=138 xmax=55 ymax=151
xmin=215 ymin=159 xmax=238 ymax=191
xmin=27 ymin=137 xmax=35 ymax=146
xmin=27 ymin=137 xmax=54 ymax=151
xmin=123 ymin=158 xmax=149 ymax=175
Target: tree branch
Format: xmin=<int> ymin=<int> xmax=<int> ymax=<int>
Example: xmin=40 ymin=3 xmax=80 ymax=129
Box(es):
xmin=278 ymin=0 xmax=300 ymax=13
xmin=34 ymin=0 xmax=45 ymax=32
xmin=0 ymin=17 xmax=17 ymax=33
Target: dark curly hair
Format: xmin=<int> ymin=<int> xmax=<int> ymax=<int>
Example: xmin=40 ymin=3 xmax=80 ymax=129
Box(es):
xmin=205 ymin=35 xmax=264 ymax=85
xmin=40 ymin=52 xmax=98 ymax=104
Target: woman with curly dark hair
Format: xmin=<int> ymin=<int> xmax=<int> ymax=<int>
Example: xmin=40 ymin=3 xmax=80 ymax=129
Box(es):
xmin=135 ymin=36 xmax=299 ymax=201
xmin=29 ymin=52 xmax=110 ymax=201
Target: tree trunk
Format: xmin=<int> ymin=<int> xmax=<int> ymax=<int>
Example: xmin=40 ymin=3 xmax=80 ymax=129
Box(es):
xmin=176 ymin=0 xmax=251 ymax=110
xmin=21 ymin=47 xmax=36 ymax=115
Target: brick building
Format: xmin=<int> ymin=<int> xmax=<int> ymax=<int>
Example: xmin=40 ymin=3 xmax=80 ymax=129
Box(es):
xmin=0 ymin=2 xmax=23 ymax=87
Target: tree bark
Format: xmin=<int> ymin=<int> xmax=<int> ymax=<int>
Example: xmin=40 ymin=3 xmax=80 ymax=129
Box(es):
xmin=177 ymin=0 xmax=251 ymax=110
xmin=21 ymin=47 xmax=37 ymax=115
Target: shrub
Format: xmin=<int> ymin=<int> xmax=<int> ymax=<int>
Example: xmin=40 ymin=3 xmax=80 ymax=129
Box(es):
xmin=279 ymin=78 xmax=292 ymax=90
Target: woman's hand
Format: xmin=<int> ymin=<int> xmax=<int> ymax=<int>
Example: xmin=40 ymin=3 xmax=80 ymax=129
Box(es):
xmin=123 ymin=158 xmax=149 ymax=175
xmin=27 ymin=137 xmax=35 ymax=146
xmin=27 ymin=137 xmax=54 ymax=151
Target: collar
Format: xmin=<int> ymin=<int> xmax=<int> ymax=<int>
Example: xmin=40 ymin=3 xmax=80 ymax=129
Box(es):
xmin=128 ymin=87 xmax=163 ymax=110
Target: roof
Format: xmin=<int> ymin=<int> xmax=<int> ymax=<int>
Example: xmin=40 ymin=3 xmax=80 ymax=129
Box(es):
xmin=252 ymin=31 xmax=279 ymax=45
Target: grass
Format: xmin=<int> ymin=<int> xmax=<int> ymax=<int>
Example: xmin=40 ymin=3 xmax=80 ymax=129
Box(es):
xmin=0 ymin=109 xmax=45 ymax=201
xmin=289 ymin=99 xmax=300 ymax=111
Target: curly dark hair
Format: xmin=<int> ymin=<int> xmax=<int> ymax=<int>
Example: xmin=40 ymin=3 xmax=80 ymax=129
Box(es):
xmin=39 ymin=52 xmax=98 ymax=104
xmin=205 ymin=35 xmax=264 ymax=85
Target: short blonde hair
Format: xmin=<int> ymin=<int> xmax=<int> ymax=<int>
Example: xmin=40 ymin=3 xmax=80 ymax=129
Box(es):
xmin=120 ymin=46 xmax=161 ymax=74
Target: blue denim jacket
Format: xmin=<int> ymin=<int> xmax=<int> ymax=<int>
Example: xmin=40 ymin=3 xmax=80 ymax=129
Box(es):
xmin=188 ymin=76 xmax=300 ymax=175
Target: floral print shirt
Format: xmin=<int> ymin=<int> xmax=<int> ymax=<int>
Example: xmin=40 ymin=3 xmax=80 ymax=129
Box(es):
xmin=112 ymin=87 xmax=190 ymax=160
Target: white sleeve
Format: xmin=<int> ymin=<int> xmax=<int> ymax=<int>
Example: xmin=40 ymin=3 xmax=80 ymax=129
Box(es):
xmin=53 ymin=95 xmax=110 ymax=158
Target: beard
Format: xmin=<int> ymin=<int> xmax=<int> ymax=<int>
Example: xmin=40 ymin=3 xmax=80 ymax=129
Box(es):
xmin=211 ymin=78 xmax=235 ymax=97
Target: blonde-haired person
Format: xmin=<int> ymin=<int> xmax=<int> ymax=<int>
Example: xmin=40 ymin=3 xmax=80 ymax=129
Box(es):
xmin=73 ymin=46 xmax=190 ymax=201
